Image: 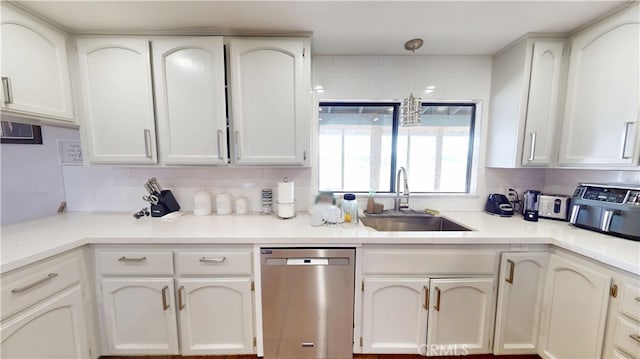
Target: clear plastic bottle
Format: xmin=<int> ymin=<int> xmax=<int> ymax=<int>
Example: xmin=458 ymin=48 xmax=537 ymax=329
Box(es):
xmin=341 ymin=193 xmax=359 ymax=226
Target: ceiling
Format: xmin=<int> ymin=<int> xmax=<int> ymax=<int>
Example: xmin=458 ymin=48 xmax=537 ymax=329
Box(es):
xmin=16 ymin=1 xmax=632 ymax=55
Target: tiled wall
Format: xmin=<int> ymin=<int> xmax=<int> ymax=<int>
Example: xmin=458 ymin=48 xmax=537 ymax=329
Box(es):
xmin=1 ymin=126 xmax=79 ymax=225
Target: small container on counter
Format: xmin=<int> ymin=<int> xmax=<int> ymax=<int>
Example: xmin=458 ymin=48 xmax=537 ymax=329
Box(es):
xmin=341 ymin=193 xmax=359 ymax=226
xmin=216 ymin=193 xmax=232 ymax=215
xmin=235 ymin=196 xmax=248 ymax=214
xmin=193 ymin=190 xmax=212 ymax=216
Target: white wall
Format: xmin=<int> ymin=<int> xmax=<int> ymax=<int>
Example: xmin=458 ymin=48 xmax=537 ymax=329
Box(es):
xmin=1 ymin=125 xmax=80 ymax=225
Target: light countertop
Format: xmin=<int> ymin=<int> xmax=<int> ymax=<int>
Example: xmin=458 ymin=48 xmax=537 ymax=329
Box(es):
xmin=1 ymin=211 xmax=639 ymax=275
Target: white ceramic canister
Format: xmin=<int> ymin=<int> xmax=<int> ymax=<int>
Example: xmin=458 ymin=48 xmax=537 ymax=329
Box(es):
xmin=216 ymin=193 xmax=232 ymax=215
xmin=193 ymin=190 xmax=212 ymax=216
xmin=235 ymin=196 xmax=248 ymax=214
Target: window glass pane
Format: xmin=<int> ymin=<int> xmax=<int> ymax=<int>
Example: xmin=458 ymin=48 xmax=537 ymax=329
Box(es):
xmin=318 ymin=104 xmax=394 ymax=192
xmin=440 ymin=128 xmax=471 ymax=192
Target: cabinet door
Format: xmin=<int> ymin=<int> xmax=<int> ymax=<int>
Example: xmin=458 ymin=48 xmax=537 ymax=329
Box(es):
xmin=361 ymin=277 xmax=429 ymax=354
xmin=0 ymin=4 xmax=74 ymax=121
xmin=559 ymin=5 xmax=640 ymax=166
xmin=521 ymin=40 xmax=565 ymax=166
xmin=176 ymin=277 xmax=253 ymax=355
xmin=76 ymin=37 xmax=157 ymax=164
xmin=152 ymin=37 xmax=228 ymax=165
xmin=427 ymin=278 xmax=495 ymax=356
xmin=538 ymin=255 xmax=611 ymax=359
xmin=228 ymin=38 xmax=310 ymax=165
xmin=101 ymin=278 xmax=178 ymax=355
xmin=1 ymin=284 xmax=89 ymax=358
xmin=494 ymin=252 xmax=549 ymax=354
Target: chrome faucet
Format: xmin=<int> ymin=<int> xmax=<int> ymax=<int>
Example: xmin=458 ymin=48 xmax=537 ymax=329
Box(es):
xmin=394 ymin=167 xmax=410 ymax=211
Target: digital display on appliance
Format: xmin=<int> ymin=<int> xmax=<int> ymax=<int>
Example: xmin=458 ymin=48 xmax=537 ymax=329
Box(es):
xmin=582 ymin=187 xmax=628 ymax=203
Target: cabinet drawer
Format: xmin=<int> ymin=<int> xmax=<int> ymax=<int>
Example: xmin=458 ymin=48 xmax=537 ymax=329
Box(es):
xmin=362 ymin=249 xmax=498 ymax=275
xmin=1 ymin=252 xmax=82 ymax=319
xmin=614 ymin=316 xmax=640 ymax=359
xmin=98 ymin=250 xmax=173 ymax=275
xmin=621 ymin=282 xmax=640 ymax=322
xmin=175 ymin=250 xmax=252 ymax=275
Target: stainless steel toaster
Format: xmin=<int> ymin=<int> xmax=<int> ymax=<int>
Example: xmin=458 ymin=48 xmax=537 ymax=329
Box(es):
xmin=539 ymin=194 xmax=571 ymax=221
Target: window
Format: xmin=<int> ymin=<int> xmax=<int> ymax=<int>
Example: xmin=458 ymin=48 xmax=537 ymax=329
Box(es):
xmin=318 ymin=102 xmax=476 ymax=193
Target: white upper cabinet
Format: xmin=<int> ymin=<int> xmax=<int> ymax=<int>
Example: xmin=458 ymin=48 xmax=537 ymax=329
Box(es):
xmin=0 ymin=4 xmax=74 ymax=122
xmin=559 ymin=4 xmax=640 ymax=167
xmin=487 ymin=38 xmax=566 ymax=167
xmin=228 ymin=38 xmax=310 ymax=166
xmin=152 ymin=37 xmax=228 ymax=165
xmin=76 ymin=37 xmax=157 ymax=164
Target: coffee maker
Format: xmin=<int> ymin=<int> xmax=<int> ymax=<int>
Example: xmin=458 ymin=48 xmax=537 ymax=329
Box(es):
xmin=523 ymin=190 xmax=541 ymax=222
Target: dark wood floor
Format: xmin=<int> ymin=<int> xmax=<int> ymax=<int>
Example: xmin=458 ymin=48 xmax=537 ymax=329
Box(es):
xmin=102 ymin=355 xmax=540 ymax=359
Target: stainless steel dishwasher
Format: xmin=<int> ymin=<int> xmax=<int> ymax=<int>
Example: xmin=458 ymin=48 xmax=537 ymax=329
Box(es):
xmin=261 ymin=248 xmax=355 ymax=359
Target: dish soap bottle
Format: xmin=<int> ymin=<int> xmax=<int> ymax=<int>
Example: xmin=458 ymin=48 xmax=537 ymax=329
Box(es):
xmin=367 ymin=190 xmax=376 ymax=214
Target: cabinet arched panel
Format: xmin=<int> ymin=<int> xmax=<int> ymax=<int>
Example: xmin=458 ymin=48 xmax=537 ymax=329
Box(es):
xmin=559 ymin=5 xmax=640 ymax=166
xmin=1 ymin=4 xmax=74 ymax=121
xmin=177 ymin=277 xmax=254 ymax=355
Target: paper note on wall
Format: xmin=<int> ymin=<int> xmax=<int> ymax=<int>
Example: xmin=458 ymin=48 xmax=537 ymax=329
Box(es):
xmin=58 ymin=140 xmax=83 ymax=165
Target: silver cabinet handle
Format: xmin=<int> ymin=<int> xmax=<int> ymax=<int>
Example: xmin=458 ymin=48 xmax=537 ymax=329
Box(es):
xmin=200 ymin=257 xmax=226 ymax=263
xmin=621 ymin=122 xmax=635 ymax=159
xmin=1 ymin=77 xmax=12 ymax=104
xmin=506 ymin=259 xmax=515 ymax=284
xmin=217 ymin=129 xmax=224 ymax=160
xmin=143 ymin=129 xmax=152 ymax=158
xmin=118 ymin=256 xmax=147 ymax=262
xmin=11 ymin=273 xmax=58 ymax=294
xmin=178 ymin=286 xmax=185 ymax=310
xmin=161 ymin=285 xmax=170 ymax=310
xmin=629 ymin=334 xmax=640 ymax=343
xmin=235 ymin=130 xmax=241 ymax=161
xmin=528 ymin=132 xmax=537 ymax=161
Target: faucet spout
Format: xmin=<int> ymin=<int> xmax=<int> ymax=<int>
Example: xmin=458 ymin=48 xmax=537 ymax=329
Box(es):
xmin=394 ymin=167 xmax=410 ymax=211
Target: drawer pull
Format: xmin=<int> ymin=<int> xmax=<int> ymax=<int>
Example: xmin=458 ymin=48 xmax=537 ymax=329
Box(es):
xmin=118 ymin=256 xmax=147 ymax=262
xmin=161 ymin=285 xmax=170 ymax=310
xmin=200 ymin=257 xmax=226 ymax=263
xmin=11 ymin=273 xmax=58 ymax=294
xmin=630 ymin=334 xmax=640 ymax=343
xmin=434 ymin=286 xmax=441 ymax=312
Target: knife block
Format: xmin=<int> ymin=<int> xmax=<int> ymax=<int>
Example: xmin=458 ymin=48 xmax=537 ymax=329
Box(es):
xmin=151 ymin=190 xmax=181 ymax=217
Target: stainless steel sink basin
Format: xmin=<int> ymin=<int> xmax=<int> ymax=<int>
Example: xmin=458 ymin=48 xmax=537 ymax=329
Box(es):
xmin=360 ymin=215 xmax=472 ymax=232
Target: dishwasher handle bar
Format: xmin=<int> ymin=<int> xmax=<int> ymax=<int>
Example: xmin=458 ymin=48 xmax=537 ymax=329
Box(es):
xmin=265 ymin=257 xmax=351 ymax=266
xmin=287 ymin=258 xmax=329 ymax=266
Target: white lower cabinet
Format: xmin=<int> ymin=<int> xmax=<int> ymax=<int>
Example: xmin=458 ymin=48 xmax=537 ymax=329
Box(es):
xmin=538 ymin=254 xmax=611 ymax=359
xmin=360 ymin=277 xmax=495 ymax=356
xmin=95 ymin=247 xmax=255 ymax=356
xmin=604 ymin=274 xmax=640 ymax=359
xmin=176 ymin=277 xmax=254 ymax=355
xmin=1 ymin=284 xmax=90 ymax=359
xmin=494 ymin=252 xmax=549 ymax=354
xmin=426 ymin=278 xmax=495 ymax=356
xmin=361 ymin=277 xmax=429 ymax=354
xmin=101 ymin=278 xmax=179 ymax=355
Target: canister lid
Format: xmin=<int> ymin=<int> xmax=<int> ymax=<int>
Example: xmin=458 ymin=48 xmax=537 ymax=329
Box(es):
xmin=343 ymin=193 xmax=356 ymax=200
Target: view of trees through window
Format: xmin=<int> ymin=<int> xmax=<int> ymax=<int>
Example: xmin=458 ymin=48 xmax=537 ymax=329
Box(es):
xmin=318 ymin=102 xmax=475 ymax=193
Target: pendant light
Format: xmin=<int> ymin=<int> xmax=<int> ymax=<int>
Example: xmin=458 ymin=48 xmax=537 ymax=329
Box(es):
xmin=401 ymin=38 xmax=423 ymax=127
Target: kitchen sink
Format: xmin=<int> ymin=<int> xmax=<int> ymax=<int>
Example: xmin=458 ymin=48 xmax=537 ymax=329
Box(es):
xmin=360 ymin=215 xmax=472 ymax=232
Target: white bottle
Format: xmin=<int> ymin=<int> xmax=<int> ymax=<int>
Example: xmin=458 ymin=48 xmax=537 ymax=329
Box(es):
xmin=236 ymin=196 xmax=248 ymax=214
